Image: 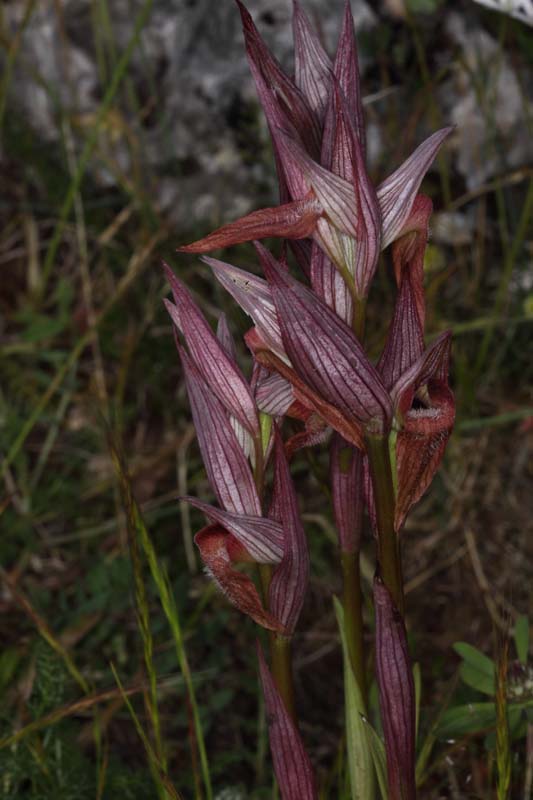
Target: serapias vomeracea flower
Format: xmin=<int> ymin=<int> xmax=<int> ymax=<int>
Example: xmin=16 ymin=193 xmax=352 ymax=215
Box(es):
xmin=200 ymin=242 xmax=454 ymax=529
xmin=178 ymin=0 xmax=452 ymax=326
xmin=164 ymin=264 xmax=309 ymax=635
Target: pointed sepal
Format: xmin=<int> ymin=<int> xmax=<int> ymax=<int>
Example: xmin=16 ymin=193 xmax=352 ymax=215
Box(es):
xmin=178 ymin=197 xmax=322 ymax=254
xmin=378 ymin=127 xmax=453 ymax=249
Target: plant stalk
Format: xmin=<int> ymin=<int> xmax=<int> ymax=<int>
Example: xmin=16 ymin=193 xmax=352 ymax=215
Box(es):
xmin=366 ymin=433 xmax=404 ymax=615
xmin=340 ymin=550 xmax=367 ymax=709
xmin=270 ymin=634 xmax=296 ymax=723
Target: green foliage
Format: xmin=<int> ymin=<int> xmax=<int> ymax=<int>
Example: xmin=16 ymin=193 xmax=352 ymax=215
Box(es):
xmin=514 ymin=616 xmax=529 ymax=665
xmin=453 ymin=641 xmax=496 ymax=696
xmin=334 ymin=598 xmax=381 ymax=799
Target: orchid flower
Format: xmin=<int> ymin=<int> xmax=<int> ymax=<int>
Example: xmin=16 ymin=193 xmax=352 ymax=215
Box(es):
xmin=201 ymin=242 xmax=454 ymax=531
xmin=164 ymin=265 xmax=308 ymax=634
xmin=178 ymin=1 xmax=452 ymax=326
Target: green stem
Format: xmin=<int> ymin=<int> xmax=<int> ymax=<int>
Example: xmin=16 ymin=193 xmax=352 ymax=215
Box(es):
xmin=270 ymin=635 xmax=296 ymax=723
xmin=340 ymin=550 xmax=367 ymax=709
xmin=365 ymin=434 xmax=404 ymax=615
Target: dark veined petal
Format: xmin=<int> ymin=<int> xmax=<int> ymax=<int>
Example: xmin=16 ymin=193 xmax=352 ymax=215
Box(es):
xmin=183 ymin=496 xmax=284 ymax=563
xmin=377 ymin=277 xmax=424 ymax=392
xmin=195 ymin=525 xmax=283 ymax=631
xmin=390 ymin=330 xmax=452 ymax=417
xmin=330 ymin=433 xmax=364 ymax=554
xmin=292 ymin=0 xmax=332 ymax=123
xmin=236 ymin=0 xmax=321 ymax=159
xmin=247 ymin=328 xmax=364 ymax=450
xmin=257 ymin=644 xmax=318 ymax=800
xmin=391 ymin=193 xmax=433 ymax=330
xmin=268 ymin=427 xmax=309 ymax=634
xmin=255 ymin=372 xmax=294 ymax=417
xmin=180 ymin=348 xmax=261 ymax=516
xmin=256 ymin=243 xmax=392 ymax=433
xmin=374 ymin=577 xmax=416 ymax=800
xmin=178 ymin=196 xmax=322 ymax=254
xmin=333 ymin=0 xmax=366 ymax=157
xmin=333 ymin=84 xmax=380 ymax=296
xmin=395 ymin=382 xmax=455 ymax=531
xmin=216 ymin=313 xmax=237 ymax=361
xmin=203 ymin=256 xmax=287 ymax=359
xmin=277 ymin=129 xmax=359 ymax=239
xmin=310 ymin=242 xmax=353 ymax=325
xmin=378 ymin=127 xmax=453 ymax=249
xmin=216 ymin=314 xmax=256 ymax=461
xmin=164 ymin=264 xmax=258 ymax=437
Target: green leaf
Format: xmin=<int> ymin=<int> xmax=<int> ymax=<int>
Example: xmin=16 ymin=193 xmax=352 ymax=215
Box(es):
xmin=437 ymin=702 xmax=497 ymax=738
xmin=363 ymin=719 xmax=388 ymax=799
xmin=436 ymin=702 xmax=532 ymax=739
xmin=453 ymin=642 xmax=495 ymax=677
xmin=459 ymin=662 xmax=495 ymax=696
xmin=334 ymin=597 xmax=376 ymax=800
xmin=514 ymin=616 xmax=529 ymax=665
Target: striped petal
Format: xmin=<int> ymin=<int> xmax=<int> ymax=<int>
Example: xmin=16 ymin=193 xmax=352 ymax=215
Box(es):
xmin=377 ymin=277 xmax=424 ymax=392
xmin=292 ymin=0 xmax=332 ymax=123
xmin=236 ymin=0 xmax=321 ymax=159
xmin=184 ymin=497 xmax=283 ymax=563
xmin=333 ymin=0 xmax=366 ymax=157
xmin=330 ymin=433 xmax=364 ymax=554
xmin=257 ymin=644 xmax=318 ymax=799
xmin=256 ymin=243 xmax=392 ymax=434
xmin=268 ymin=427 xmax=309 ymax=635
xmin=378 ymin=127 xmax=453 ymax=250
xmin=374 ymin=577 xmax=416 ymax=800
xmin=164 ymin=264 xmax=258 ymax=437
xmin=310 ymin=242 xmax=353 ymax=325
xmin=180 ymin=349 xmax=261 ymax=516
xmin=391 ymin=193 xmax=433 ymax=331
xmin=203 ymin=256 xmax=286 ymax=359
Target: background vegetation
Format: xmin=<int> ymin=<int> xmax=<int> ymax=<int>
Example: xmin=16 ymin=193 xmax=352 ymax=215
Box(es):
xmin=1 ymin=0 xmax=532 ymax=797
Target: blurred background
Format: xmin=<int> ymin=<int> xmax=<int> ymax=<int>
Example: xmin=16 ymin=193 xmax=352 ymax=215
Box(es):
xmin=1 ymin=0 xmax=532 ymax=797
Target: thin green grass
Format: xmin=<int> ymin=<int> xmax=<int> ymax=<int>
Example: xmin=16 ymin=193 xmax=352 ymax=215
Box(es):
xmin=107 ymin=429 xmax=213 ymax=800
